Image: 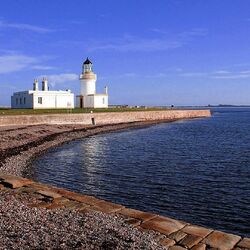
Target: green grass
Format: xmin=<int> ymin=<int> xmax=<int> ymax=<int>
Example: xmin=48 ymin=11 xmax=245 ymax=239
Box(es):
xmin=0 ymin=107 xmax=169 ymax=116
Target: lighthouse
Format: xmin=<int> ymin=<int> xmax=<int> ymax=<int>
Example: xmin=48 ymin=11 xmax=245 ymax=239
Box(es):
xmin=80 ymin=58 xmax=97 ymax=96
xmin=76 ymin=58 xmax=108 ymax=108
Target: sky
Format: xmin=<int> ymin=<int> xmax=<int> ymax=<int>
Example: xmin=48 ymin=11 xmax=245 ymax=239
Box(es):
xmin=0 ymin=0 xmax=250 ymax=106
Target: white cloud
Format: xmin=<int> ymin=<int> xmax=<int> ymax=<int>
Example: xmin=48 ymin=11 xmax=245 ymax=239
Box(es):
xmin=180 ymin=72 xmax=208 ymax=77
xmin=168 ymin=67 xmax=183 ymax=72
xmin=122 ymin=73 xmax=137 ymax=77
xmin=88 ymin=28 xmax=207 ymax=52
xmin=212 ymin=70 xmax=230 ymax=74
xmin=179 ymin=69 xmax=250 ymax=80
xmin=89 ymin=36 xmax=183 ymax=52
xmin=32 ymin=65 xmax=56 ymax=70
xmin=239 ymin=70 xmax=250 ymax=74
xmin=211 ymin=69 xmax=250 ymax=79
xmin=0 ymin=53 xmax=37 ymax=74
xmin=211 ymin=74 xmax=250 ymax=79
xmin=99 ymin=72 xmax=137 ymax=80
xmin=38 ymin=73 xmax=78 ymax=87
xmin=0 ymin=20 xmax=54 ymax=33
xmin=151 ymin=28 xmax=169 ymax=35
xmin=0 ymin=52 xmax=55 ymax=74
xmin=145 ymin=73 xmax=168 ymax=78
xmin=178 ymin=28 xmax=208 ymax=40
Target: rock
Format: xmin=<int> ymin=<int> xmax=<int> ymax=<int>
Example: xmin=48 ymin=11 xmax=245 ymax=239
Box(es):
xmin=141 ymin=216 xmax=186 ymax=236
xmin=0 ymin=176 xmax=33 ymax=189
xmin=36 ymin=190 xmax=62 ymax=199
xmin=169 ymin=246 xmax=187 ymax=250
xmin=237 ymin=237 xmax=250 ymax=248
xmin=182 ymin=225 xmax=213 ymax=238
xmin=191 ymin=243 xmax=206 ymax=250
xmin=124 ymin=218 xmax=141 ymax=227
xmin=169 ymin=230 xmax=187 ymax=242
xmin=160 ymin=237 xmax=176 ymax=247
xmin=179 ymin=234 xmax=202 ymax=248
xmin=203 ymin=230 xmax=241 ymax=250
xmin=118 ymin=208 xmax=157 ymax=222
xmin=92 ymin=200 xmax=124 ymax=214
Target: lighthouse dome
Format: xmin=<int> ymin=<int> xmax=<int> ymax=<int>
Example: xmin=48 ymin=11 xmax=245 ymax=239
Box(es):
xmin=83 ymin=57 xmax=92 ymax=65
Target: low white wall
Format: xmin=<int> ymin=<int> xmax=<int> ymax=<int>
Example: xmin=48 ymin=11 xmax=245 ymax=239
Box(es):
xmin=0 ymin=110 xmax=211 ymax=127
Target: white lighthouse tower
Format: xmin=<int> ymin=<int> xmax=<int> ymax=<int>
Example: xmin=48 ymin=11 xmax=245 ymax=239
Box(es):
xmin=76 ymin=58 xmax=108 ymax=108
xmin=80 ymin=58 xmax=97 ymax=96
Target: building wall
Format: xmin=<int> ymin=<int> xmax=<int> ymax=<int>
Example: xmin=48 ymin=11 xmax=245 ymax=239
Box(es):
xmin=11 ymin=92 xmax=33 ymax=109
xmin=76 ymin=96 xmax=81 ymax=108
xmin=93 ymin=95 xmax=108 ymax=108
xmin=33 ymin=92 xmax=74 ymax=109
xmin=80 ymin=79 xmax=96 ymax=96
xmin=11 ymin=91 xmax=74 ymax=109
xmin=0 ymin=110 xmax=211 ymax=126
xmin=84 ymin=95 xmax=95 ymax=108
xmin=77 ymin=95 xmax=108 ymax=108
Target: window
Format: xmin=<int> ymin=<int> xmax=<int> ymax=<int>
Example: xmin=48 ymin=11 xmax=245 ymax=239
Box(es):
xmin=16 ymin=98 xmax=18 ymax=105
xmin=20 ymin=98 xmax=22 ymax=105
xmin=38 ymin=97 xmax=43 ymax=104
xmin=102 ymin=97 xmax=105 ymax=104
xmin=24 ymin=97 xmax=26 ymax=105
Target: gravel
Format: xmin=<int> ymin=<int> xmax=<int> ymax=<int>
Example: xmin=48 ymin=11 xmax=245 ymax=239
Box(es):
xmin=0 ymin=191 xmax=164 ymax=250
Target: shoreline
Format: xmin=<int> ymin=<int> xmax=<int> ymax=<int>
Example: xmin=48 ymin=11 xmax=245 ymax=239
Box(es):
xmin=1 ymin=116 xmax=250 ymax=249
xmin=0 ymin=119 xmax=178 ymax=177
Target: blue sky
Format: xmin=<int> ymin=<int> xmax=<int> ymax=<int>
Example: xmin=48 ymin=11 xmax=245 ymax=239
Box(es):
xmin=0 ymin=0 xmax=250 ymax=106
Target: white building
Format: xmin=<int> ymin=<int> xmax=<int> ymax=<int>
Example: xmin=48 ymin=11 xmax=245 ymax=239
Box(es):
xmin=11 ymin=78 xmax=74 ymax=109
xmin=76 ymin=58 xmax=108 ymax=108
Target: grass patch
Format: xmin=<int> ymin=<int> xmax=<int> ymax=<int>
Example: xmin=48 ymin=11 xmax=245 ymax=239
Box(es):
xmin=0 ymin=107 xmax=169 ymax=116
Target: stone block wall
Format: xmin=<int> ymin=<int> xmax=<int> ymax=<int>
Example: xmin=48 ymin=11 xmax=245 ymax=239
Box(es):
xmin=0 ymin=110 xmax=211 ymax=127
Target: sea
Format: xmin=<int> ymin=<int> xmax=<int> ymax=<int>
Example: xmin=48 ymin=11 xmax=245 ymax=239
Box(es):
xmin=29 ymin=107 xmax=250 ymax=237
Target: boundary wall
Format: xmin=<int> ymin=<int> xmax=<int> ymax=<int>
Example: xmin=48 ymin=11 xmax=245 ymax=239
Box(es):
xmin=0 ymin=110 xmax=211 ymax=126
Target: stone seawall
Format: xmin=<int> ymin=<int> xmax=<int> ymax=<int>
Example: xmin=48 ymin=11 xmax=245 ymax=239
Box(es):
xmin=0 ymin=173 xmax=249 ymax=249
xmin=0 ymin=110 xmax=211 ymax=126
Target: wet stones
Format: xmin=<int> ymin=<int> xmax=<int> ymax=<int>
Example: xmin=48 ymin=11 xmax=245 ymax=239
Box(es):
xmin=203 ymin=230 xmax=241 ymax=250
xmin=141 ymin=215 xmax=187 ymax=236
xmin=0 ymin=174 xmax=33 ymax=189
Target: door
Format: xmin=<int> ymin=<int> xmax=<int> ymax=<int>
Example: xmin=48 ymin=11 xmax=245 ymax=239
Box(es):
xmin=80 ymin=97 xmax=83 ymax=108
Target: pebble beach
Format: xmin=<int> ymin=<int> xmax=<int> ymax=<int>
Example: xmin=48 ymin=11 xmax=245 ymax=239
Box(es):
xmin=0 ymin=190 xmax=163 ymax=250
xmin=0 ymin=122 xmax=166 ymax=250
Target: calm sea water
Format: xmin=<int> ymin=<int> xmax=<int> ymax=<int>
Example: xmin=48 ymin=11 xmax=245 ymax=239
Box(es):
xmin=29 ymin=108 xmax=250 ymax=237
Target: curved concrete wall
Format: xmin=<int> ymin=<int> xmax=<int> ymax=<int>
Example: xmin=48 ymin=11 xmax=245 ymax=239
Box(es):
xmin=0 ymin=110 xmax=211 ymax=126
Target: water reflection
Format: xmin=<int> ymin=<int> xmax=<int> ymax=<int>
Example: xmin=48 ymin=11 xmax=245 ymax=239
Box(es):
xmin=79 ymin=137 xmax=110 ymax=193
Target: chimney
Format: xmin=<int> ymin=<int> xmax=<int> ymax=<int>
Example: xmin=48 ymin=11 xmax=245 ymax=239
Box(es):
xmin=104 ymin=86 xmax=108 ymax=94
xmin=42 ymin=78 xmax=48 ymax=91
xmin=33 ymin=79 xmax=39 ymax=91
